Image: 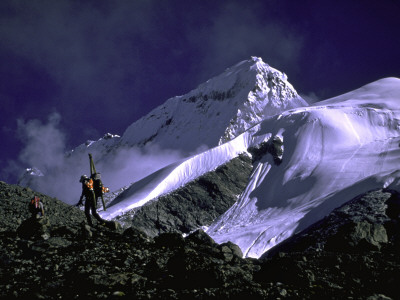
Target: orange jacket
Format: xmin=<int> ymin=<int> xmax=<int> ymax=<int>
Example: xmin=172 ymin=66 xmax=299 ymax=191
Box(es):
xmin=31 ymin=196 xmax=40 ymax=208
xmin=85 ymin=179 xmax=94 ymax=190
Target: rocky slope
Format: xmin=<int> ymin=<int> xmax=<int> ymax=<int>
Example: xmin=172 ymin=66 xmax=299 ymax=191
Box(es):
xmin=0 ymin=181 xmax=399 ymax=299
xmin=259 ymin=189 xmax=400 ymax=299
xmin=114 ymin=154 xmax=253 ymax=236
xmin=263 ymin=189 xmax=400 ymax=256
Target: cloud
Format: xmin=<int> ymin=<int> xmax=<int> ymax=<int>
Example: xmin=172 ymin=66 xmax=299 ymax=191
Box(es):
xmin=300 ymin=92 xmax=320 ymax=104
xmin=17 ymin=112 xmax=66 ymax=172
xmin=14 ymin=112 xmax=76 ymax=201
xmin=14 ymin=112 xmax=185 ymax=204
xmin=97 ymin=145 xmax=183 ymax=193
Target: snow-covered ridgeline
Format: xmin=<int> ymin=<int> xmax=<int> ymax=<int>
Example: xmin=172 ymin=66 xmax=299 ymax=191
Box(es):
xmin=100 ymin=124 xmax=271 ymax=220
xmin=66 ymin=133 xmax=121 ymax=159
xmin=207 ymin=78 xmax=400 ymax=258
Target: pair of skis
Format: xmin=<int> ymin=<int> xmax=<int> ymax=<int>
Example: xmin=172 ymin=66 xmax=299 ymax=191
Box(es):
xmin=88 ymin=153 xmax=107 ymax=211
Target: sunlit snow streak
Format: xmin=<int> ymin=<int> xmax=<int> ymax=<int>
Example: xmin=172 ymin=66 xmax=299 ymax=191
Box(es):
xmin=256 ymin=164 xmax=271 ymax=189
xmin=101 ymin=125 xmax=269 ymax=219
xmin=244 ymin=227 xmax=270 ymax=257
xmin=344 ymin=114 xmax=361 ymax=144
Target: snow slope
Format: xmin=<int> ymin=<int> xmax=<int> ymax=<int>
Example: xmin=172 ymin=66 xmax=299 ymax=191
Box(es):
xmin=207 ymin=77 xmax=400 ymax=258
xmin=100 ymin=125 xmax=269 ymax=219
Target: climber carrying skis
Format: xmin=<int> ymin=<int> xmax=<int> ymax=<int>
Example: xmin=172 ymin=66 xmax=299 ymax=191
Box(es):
xmin=76 ymin=174 xmax=106 ymax=227
xmin=88 ymin=153 xmax=109 ymax=211
xmin=29 ymin=196 xmax=45 ymax=219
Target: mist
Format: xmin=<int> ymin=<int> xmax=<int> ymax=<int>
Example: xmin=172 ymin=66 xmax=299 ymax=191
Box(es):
xmin=15 ymin=113 xmax=185 ymax=205
xmin=300 ymin=92 xmax=320 ymax=104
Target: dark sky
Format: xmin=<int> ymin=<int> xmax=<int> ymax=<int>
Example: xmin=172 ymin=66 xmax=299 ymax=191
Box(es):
xmin=1 ymin=0 xmax=400 ymax=183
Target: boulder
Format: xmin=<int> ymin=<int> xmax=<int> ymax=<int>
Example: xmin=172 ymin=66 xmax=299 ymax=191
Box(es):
xmin=219 ymin=241 xmax=243 ymax=258
xmin=17 ymin=217 xmax=51 ymax=240
xmin=154 ymin=232 xmax=185 ymax=249
xmin=327 ymin=221 xmax=388 ymax=251
xmin=186 ymin=229 xmax=217 ymax=247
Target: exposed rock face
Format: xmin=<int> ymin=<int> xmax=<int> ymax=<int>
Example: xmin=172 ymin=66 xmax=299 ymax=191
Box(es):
xmin=258 ymin=189 xmax=400 ymax=299
xmin=115 ymin=154 xmax=253 ymax=236
xmin=263 ymin=189 xmax=398 ymax=256
xmin=1 ymin=182 xmax=399 ymax=299
xmin=248 ymin=136 xmax=284 ymax=165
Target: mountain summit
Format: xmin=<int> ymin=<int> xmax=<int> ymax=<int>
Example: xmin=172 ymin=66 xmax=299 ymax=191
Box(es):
xmin=119 ymin=56 xmax=307 ymax=154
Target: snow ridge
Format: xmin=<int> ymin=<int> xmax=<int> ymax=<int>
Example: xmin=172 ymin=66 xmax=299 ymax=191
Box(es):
xmin=101 ymin=125 xmax=267 ymax=220
xmin=104 ymin=77 xmax=400 ymax=259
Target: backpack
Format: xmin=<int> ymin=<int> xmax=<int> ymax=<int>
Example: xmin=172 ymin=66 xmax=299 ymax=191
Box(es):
xmin=29 ymin=196 xmax=40 ymax=213
xmin=92 ymin=173 xmax=110 ymax=197
xmin=92 ymin=173 xmax=103 ymax=196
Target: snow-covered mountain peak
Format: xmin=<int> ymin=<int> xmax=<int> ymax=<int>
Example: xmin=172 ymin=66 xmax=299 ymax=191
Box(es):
xmin=217 ymin=57 xmax=307 ymax=143
xmin=120 ymin=57 xmax=307 ymax=154
xmin=192 ymin=56 xmax=290 ymax=102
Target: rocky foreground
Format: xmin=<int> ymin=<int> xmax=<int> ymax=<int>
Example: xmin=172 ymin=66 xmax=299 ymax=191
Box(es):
xmin=0 ymin=181 xmax=399 ymax=299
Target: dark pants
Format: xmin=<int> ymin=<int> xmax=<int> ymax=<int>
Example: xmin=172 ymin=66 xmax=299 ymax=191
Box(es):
xmin=84 ymin=193 xmax=104 ymax=226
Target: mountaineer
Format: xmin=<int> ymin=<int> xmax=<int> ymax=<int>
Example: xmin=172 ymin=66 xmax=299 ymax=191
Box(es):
xmin=29 ymin=196 xmax=45 ymax=218
xmin=89 ymin=153 xmax=108 ymax=211
xmin=76 ymin=175 xmax=105 ymax=227
xmin=91 ymin=171 xmax=109 ymax=210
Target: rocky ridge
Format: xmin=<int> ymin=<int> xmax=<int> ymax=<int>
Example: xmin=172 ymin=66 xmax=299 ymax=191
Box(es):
xmin=1 ymin=181 xmax=399 ymax=299
xmin=114 ymin=154 xmax=253 ymax=236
